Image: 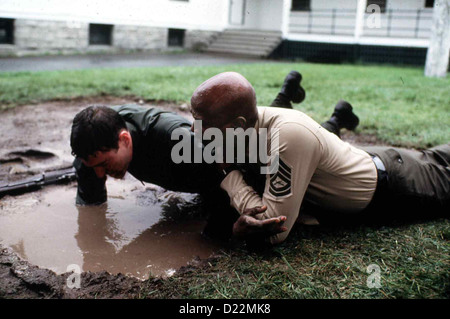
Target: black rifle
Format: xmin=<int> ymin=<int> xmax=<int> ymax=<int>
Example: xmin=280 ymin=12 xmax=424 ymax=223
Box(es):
xmin=0 ymin=166 xmax=76 ymax=198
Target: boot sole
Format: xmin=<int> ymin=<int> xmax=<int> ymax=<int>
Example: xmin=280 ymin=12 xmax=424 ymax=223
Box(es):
xmin=291 ymin=87 xmax=306 ymax=104
xmin=333 ymin=100 xmax=359 ymax=131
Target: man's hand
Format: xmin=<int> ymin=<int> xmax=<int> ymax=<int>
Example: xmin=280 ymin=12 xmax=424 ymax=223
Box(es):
xmin=232 ymin=205 xmax=288 ymax=240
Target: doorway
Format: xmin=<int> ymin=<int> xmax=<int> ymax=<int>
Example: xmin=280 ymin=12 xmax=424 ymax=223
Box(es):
xmin=229 ymin=0 xmax=246 ymax=26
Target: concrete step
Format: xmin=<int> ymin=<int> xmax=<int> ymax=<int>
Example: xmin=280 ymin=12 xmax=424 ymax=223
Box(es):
xmin=215 ymin=36 xmax=281 ymax=43
xmin=209 ymin=40 xmax=280 ymax=48
xmin=208 ymin=43 xmax=276 ymax=53
xmin=205 ymin=29 xmax=282 ymax=57
xmin=206 ymin=47 xmax=269 ymax=57
xmin=218 ymin=32 xmax=281 ymax=38
xmin=222 ymin=29 xmax=282 ymax=37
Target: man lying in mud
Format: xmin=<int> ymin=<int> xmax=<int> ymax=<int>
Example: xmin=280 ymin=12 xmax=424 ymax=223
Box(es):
xmin=70 ymin=71 xmax=361 ymax=242
xmin=188 ymin=72 xmax=449 ymax=245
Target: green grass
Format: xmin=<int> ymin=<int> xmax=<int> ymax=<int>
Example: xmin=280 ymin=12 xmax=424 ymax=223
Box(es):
xmin=142 ymin=219 xmax=449 ymax=299
xmin=0 ymin=62 xmax=449 ymax=147
xmin=1 ymin=61 xmax=449 ymax=299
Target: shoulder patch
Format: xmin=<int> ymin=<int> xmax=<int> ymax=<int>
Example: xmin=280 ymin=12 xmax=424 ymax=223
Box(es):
xmin=269 ymin=158 xmax=292 ymax=197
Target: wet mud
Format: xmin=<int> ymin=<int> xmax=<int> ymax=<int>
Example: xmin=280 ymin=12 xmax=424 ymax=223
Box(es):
xmin=0 ymin=96 xmax=384 ymax=298
xmin=0 ymin=179 xmax=218 ymax=280
xmin=1 ymin=244 xmax=147 ymax=298
xmin=0 ymin=96 xmax=215 ymax=298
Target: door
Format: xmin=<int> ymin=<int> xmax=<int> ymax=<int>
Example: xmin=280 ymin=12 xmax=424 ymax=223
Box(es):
xmin=229 ymin=0 xmax=246 ymax=26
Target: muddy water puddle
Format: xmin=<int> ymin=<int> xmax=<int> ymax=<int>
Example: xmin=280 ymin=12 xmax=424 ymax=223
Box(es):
xmin=0 ymin=175 xmax=220 ymax=280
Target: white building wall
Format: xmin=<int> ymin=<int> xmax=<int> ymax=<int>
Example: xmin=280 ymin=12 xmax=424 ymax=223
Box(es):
xmin=311 ymin=0 xmax=356 ymax=9
xmin=227 ymin=0 xmax=284 ymax=31
xmin=0 ymin=0 xmax=439 ymax=55
xmin=13 ymin=19 xmax=88 ymax=51
xmin=0 ymin=0 xmax=228 ymax=31
xmin=388 ymin=0 xmax=428 ymax=9
xmin=256 ymin=0 xmax=284 ymax=30
xmin=0 ymin=0 xmax=228 ymax=55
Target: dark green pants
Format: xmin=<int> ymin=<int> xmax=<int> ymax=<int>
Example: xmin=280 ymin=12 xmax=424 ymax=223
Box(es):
xmin=362 ymin=144 xmax=450 ymax=217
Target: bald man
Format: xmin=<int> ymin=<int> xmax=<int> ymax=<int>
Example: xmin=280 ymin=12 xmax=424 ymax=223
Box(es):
xmin=70 ymin=70 xmax=362 ymax=243
xmin=190 ymin=72 xmax=450 ymax=245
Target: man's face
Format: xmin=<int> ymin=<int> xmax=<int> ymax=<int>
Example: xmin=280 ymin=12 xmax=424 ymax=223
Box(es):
xmin=82 ymin=135 xmax=132 ymax=180
xmin=190 ymin=107 xmax=231 ymax=133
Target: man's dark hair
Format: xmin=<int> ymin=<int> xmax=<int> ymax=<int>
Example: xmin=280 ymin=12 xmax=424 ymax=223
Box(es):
xmin=70 ymin=105 xmax=127 ymax=160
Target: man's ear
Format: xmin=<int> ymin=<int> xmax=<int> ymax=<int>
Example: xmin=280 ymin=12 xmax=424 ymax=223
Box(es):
xmin=118 ymin=130 xmax=132 ymax=146
xmin=231 ymin=116 xmax=247 ymax=129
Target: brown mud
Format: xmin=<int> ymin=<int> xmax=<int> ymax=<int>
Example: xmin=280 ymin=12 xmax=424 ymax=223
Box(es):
xmin=0 ymin=181 xmax=219 ymax=279
xmin=0 ymin=96 xmax=384 ymax=298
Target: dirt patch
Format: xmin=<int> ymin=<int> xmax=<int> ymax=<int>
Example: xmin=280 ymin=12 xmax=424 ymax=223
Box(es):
xmin=0 ymin=242 xmax=218 ymax=299
xmin=0 ymin=96 xmax=191 ymax=182
xmin=0 ymin=96 xmax=385 ymax=299
xmin=0 ymin=96 xmax=206 ymax=298
xmin=1 ymin=244 xmax=146 ymax=298
xmin=340 ymin=130 xmax=387 ymax=147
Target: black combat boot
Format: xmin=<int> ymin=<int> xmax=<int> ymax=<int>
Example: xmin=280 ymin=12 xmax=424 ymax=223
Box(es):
xmin=271 ymin=71 xmax=306 ymax=109
xmin=330 ymin=100 xmax=359 ymax=131
xmin=281 ymin=70 xmax=306 ymax=104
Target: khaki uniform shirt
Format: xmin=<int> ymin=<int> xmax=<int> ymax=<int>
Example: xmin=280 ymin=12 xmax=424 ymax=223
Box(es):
xmin=220 ymin=107 xmax=378 ymax=244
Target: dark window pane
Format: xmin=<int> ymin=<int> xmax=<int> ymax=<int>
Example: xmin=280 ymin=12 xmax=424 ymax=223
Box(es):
xmin=367 ymin=0 xmax=387 ymax=13
xmin=168 ymin=28 xmax=185 ymax=47
xmin=291 ymin=0 xmax=311 ymax=12
xmin=89 ymin=24 xmax=113 ymax=45
xmin=0 ymin=18 xmax=14 ymax=44
xmin=425 ymin=0 xmax=434 ymax=8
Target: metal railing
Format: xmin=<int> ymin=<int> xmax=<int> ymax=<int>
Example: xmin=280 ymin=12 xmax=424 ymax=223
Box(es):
xmin=364 ymin=9 xmax=433 ymax=38
xmin=290 ymin=9 xmax=356 ymax=36
xmin=289 ymin=8 xmax=433 ymax=38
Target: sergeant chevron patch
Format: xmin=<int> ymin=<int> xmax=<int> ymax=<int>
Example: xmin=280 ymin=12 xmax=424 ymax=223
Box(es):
xmin=269 ymin=158 xmax=292 ymax=197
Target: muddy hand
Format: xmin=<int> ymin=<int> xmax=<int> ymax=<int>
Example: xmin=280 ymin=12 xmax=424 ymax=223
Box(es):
xmin=232 ymin=205 xmax=288 ymax=239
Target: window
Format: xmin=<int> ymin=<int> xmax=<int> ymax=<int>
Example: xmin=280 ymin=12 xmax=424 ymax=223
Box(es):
xmin=367 ymin=0 xmax=387 ymax=13
xmin=425 ymin=0 xmax=435 ymax=8
xmin=0 ymin=18 xmax=14 ymax=44
xmin=89 ymin=24 xmax=113 ymax=45
xmin=291 ymin=0 xmax=311 ymax=12
xmin=168 ymin=28 xmax=185 ymax=47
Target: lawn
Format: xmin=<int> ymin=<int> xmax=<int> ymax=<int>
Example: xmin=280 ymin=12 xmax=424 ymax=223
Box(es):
xmin=1 ymin=62 xmax=449 ymax=148
xmin=0 ymin=61 xmax=449 ymax=299
xmin=146 ymin=219 xmax=449 ymax=299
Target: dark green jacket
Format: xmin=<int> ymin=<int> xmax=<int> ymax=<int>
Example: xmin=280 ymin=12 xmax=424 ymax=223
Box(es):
xmin=74 ymin=104 xmax=221 ymax=205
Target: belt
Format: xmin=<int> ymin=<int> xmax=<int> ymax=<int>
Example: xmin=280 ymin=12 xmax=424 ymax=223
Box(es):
xmin=371 ymin=155 xmax=388 ymax=197
xmin=372 ymin=155 xmax=386 ymax=172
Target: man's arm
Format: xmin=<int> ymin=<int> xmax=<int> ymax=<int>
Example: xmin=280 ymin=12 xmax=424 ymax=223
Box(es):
xmin=221 ymin=123 xmax=322 ymax=244
xmin=73 ymin=158 xmax=107 ymax=205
